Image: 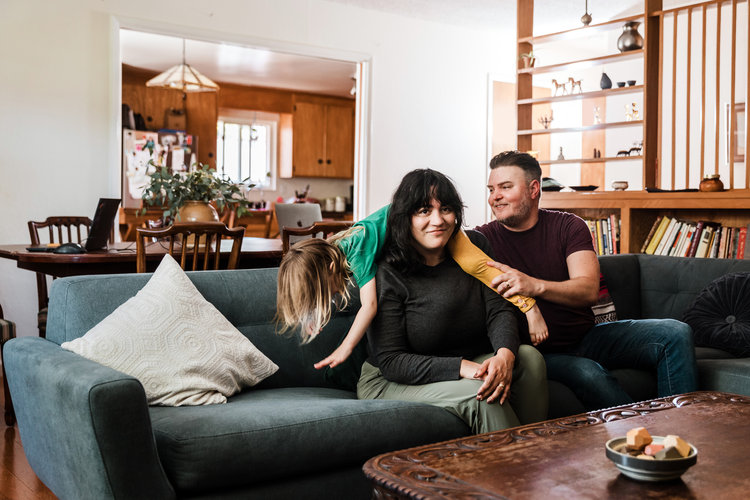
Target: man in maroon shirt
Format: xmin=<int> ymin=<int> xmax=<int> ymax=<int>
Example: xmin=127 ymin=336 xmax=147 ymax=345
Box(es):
xmin=475 ymin=151 xmax=697 ymax=411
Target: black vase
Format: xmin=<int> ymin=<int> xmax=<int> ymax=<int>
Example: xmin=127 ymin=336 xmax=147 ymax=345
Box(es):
xmin=617 ymin=21 xmax=644 ymax=52
xmin=600 ymin=73 xmax=612 ymax=90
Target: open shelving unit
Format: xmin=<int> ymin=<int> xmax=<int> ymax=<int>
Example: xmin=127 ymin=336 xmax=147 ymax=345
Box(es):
xmin=518 ymin=0 xmax=750 ymax=255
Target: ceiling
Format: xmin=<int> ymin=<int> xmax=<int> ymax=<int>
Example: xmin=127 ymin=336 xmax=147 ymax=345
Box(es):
xmin=120 ymin=1 xmax=642 ymax=97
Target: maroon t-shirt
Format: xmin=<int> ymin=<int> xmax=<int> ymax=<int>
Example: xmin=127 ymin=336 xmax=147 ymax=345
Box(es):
xmin=475 ymin=209 xmax=596 ymax=352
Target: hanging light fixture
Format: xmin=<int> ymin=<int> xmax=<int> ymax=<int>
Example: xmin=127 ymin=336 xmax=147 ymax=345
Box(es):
xmin=146 ymin=39 xmax=219 ymax=93
xmin=581 ymin=0 xmax=592 ymax=26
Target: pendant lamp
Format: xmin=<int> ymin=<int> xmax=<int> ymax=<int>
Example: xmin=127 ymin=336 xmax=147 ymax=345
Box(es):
xmin=146 ymin=39 xmax=219 ymax=92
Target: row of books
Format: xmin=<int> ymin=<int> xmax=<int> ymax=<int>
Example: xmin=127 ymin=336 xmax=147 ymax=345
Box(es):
xmin=641 ymin=216 xmax=750 ymax=259
xmin=584 ymin=215 xmax=619 ymax=256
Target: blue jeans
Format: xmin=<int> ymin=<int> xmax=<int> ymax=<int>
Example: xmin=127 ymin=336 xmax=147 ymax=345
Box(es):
xmin=544 ymin=319 xmax=697 ymax=411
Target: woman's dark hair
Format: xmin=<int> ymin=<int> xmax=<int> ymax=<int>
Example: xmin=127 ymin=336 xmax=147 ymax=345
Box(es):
xmin=384 ymin=169 xmax=464 ymax=273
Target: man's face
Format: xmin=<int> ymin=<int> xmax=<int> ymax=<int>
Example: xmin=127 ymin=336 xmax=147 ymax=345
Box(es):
xmin=487 ymin=166 xmax=537 ymax=229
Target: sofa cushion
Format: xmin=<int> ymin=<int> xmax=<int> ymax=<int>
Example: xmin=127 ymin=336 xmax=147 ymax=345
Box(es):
xmin=62 ymin=255 xmax=278 ymax=406
xmin=148 ymin=387 xmax=469 ymax=493
xmin=683 ymin=272 xmax=750 ymax=358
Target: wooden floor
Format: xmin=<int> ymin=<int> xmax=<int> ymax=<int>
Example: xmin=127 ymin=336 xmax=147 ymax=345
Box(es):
xmin=1 ymin=367 xmax=56 ymax=500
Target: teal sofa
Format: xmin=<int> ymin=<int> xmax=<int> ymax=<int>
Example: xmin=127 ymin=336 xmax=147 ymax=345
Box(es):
xmin=5 ymin=268 xmax=471 ymax=500
xmin=6 ymin=255 xmax=750 ymax=498
xmin=548 ymin=254 xmax=750 ymax=417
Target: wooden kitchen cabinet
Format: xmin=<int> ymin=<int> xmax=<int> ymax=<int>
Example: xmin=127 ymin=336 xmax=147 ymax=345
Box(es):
xmin=290 ymin=95 xmax=355 ymax=178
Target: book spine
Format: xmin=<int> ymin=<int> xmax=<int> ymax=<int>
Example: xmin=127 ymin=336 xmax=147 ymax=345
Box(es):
xmin=602 ymin=219 xmax=609 ymax=255
xmin=737 ymin=227 xmax=747 ymax=260
xmin=708 ymin=227 xmax=721 ymax=258
xmin=642 ymin=216 xmax=664 ymax=254
xmin=695 ymin=226 xmax=714 ymax=258
xmin=686 ymin=221 xmax=705 ymax=257
xmin=668 ymin=223 xmax=685 ymax=256
xmin=656 ymin=218 xmax=678 ymax=256
xmin=609 ymin=214 xmax=618 ymax=255
xmin=596 ymin=219 xmax=604 ymax=255
xmin=679 ymin=224 xmax=696 ymax=257
xmin=718 ymin=225 xmax=729 ymax=259
xmin=647 ymin=217 xmax=672 ymax=255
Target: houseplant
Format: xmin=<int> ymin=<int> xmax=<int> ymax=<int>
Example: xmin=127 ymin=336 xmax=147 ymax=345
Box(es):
xmin=519 ymin=51 xmax=535 ymax=68
xmin=141 ymin=161 xmax=255 ymax=223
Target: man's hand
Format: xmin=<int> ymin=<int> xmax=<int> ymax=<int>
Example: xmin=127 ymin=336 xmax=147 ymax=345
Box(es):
xmin=474 ymin=348 xmax=515 ymax=404
xmin=314 ymin=343 xmax=354 ymax=370
xmin=488 ymin=261 xmax=543 ymax=299
xmin=525 ymin=305 xmax=549 ymax=346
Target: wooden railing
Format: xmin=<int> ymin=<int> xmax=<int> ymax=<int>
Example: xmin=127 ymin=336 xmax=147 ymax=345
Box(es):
xmin=656 ymin=0 xmax=748 ymax=189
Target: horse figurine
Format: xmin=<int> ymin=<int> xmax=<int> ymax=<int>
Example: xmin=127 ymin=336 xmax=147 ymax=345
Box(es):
xmin=552 ymin=79 xmax=567 ymax=96
xmin=568 ymin=77 xmax=582 ymax=94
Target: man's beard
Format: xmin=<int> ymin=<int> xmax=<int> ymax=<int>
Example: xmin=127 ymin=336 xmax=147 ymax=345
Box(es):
xmin=494 ymin=198 xmax=532 ymax=229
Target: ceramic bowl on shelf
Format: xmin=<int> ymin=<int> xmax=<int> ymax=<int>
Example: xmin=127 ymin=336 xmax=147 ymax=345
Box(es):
xmin=627 ymin=80 xmax=637 ymax=86
xmin=612 ymin=181 xmax=629 ymax=191
xmin=617 ymin=81 xmax=626 ymax=87
xmin=542 ymin=177 xmax=565 ymax=192
xmin=569 ymin=185 xmax=598 ymax=191
xmin=605 ymin=436 xmax=697 ymax=482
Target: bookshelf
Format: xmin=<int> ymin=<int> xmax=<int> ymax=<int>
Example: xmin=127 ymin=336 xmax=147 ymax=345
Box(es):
xmin=540 ymin=190 xmax=750 ymax=254
xmin=523 ymin=0 xmax=750 ymax=256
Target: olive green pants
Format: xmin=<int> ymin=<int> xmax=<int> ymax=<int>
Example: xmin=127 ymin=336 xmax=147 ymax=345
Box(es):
xmin=357 ymin=345 xmax=548 ymax=434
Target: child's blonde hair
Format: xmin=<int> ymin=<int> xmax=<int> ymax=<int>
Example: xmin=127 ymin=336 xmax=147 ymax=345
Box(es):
xmin=276 ymin=237 xmax=352 ymax=343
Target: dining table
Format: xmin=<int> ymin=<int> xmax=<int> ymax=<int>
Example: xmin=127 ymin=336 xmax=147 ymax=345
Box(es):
xmin=0 ymin=237 xmax=283 ymax=278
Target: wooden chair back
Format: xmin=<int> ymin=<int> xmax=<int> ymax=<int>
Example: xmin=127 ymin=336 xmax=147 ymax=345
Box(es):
xmin=282 ymin=221 xmax=354 ymax=254
xmin=223 ymin=207 xmax=274 ymax=238
xmin=27 ymin=216 xmax=93 ymax=312
xmin=135 ymin=222 xmax=245 ymax=273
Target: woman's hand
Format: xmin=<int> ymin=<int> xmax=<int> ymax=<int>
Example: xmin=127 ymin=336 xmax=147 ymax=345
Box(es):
xmin=459 ymin=359 xmax=482 ymax=379
xmin=314 ymin=343 xmax=354 ymax=370
xmin=525 ymin=305 xmax=549 ymax=346
xmin=474 ymin=348 xmax=515 ymax=404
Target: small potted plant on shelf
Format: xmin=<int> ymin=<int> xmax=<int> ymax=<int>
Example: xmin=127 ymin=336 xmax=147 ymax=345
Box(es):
xmin=519 ymin=51 xmax=536 ymax=68
xmin=140 ymin=161 xmax=255 ymax=224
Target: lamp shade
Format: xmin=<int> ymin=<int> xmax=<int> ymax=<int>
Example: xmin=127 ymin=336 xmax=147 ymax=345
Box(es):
xmin=146 ymin=63 xmax=219 ymax=92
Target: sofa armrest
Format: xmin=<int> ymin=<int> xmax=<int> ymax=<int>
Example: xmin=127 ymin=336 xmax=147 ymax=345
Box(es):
xmin=4 ymin=337 xmax=175 ymax=500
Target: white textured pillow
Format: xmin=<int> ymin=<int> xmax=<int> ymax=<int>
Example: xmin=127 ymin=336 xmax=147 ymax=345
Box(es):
xmin=62 ymin=254 xmax=278 ymax=406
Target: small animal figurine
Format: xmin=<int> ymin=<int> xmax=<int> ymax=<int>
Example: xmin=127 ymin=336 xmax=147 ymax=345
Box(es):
xmin=568 ymin=77 xmax=582 ymax=94
xmin=593 ymin=106 xmax=601 ymax=124
xmin=616 ymin=149 xmax=630 ymax=157
xmin=552 ymin=79 xmax=567 ymax=96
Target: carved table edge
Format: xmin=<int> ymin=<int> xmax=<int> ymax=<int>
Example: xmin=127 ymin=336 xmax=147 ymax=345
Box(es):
xmin=362 ymin=391 xmax=749 ymax=498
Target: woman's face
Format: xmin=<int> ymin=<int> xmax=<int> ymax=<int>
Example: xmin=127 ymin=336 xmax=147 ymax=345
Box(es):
xmin=410 ymin=198 xmax=456 ymax=261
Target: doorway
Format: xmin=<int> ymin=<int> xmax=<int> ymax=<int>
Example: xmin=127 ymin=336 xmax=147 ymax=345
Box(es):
xmin=113 ymin=22 xmax=370 ymax=228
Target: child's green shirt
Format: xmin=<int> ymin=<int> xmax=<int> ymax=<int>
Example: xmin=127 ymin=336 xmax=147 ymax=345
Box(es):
xmin=335 ymin=205 xmax=389 ymax=287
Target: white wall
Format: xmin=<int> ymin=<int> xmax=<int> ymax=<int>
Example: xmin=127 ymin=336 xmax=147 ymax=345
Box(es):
xmin=0 ymin=0 xmax=514 ymax=336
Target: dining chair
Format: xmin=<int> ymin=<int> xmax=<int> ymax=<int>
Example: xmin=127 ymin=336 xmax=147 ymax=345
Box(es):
xmin=135 ymin=222 xmax=245 ymax=273
xmin=281 ymin=221 xmax=354 ymax=254
xmin=0 ymin=303 xmax=16 ymax=426
xmin=28 ymin=216 xmax=93 ymax=338
xmin=275 ymin=203 xmax=323 ymax=247
xmin=224 ymin=207 xmax=274 ymax=238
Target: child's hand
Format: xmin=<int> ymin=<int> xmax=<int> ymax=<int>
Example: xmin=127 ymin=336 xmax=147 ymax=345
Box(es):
xmin=526 ymin=305 xmax=549 ymax=346
xmin=314 ymin=343 xmax=354 ymax=370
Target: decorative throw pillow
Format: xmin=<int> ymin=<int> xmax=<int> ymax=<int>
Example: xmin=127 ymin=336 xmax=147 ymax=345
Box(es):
xmin=682 ymin=272 xmax=750 ymax=358
xmin=62 ymin=255 xmax=278 ymax=406
xmin=592 ymin=272 xmax=617 ymax=324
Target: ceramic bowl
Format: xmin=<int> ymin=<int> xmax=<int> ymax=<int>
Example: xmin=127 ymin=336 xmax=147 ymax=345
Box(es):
xmin=612 ymin=181 xmax=629 ymax=191
xmin=605 ymin=436 xmax=698 ymax=482
xmin=627 ymin=80 xmax=637 ymax=86
xmin=617 ymin=81 xmax=626 ymax=87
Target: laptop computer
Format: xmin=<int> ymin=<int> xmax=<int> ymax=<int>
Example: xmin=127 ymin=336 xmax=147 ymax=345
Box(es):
xmin=84 ymin=198 xmax=121 ymax=251
xmin=274 ymin=203 xmax=322 ymax=246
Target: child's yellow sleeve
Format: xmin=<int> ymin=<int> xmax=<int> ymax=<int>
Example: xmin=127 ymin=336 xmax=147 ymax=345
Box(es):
xmin=447 ymin=230 xmax=536 ymax=313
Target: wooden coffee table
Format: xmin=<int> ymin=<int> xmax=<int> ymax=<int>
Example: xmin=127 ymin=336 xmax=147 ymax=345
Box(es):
xmin=364 ymin=391 xmax=750 ymax=499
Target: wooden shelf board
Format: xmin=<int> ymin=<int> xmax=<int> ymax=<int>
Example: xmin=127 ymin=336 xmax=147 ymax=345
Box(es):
xmin=518 ymin=14 xmax=645 ymax=45
xmin=519 ymin=120 xmax=643 ymax=135
xmin=540 ymin=189 xmax=750 ymax=210
xmin=539 ymin=156 xmax=643 ymax=165
xmin=519 ymin=50 xmax=643 ymax=75
xmin=518 ymin=85 xmax=643 ymax=105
